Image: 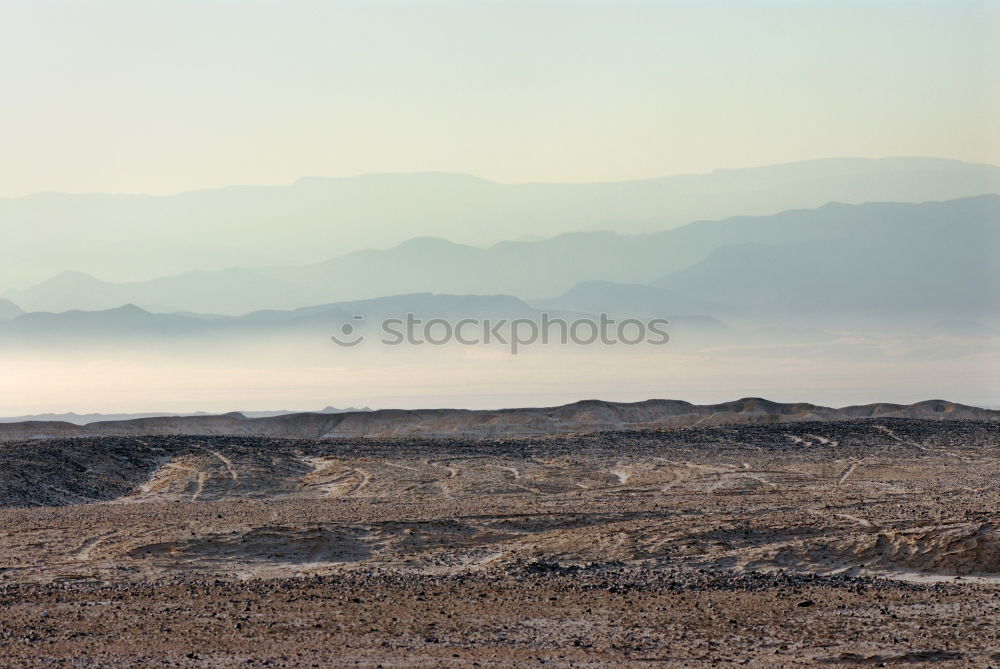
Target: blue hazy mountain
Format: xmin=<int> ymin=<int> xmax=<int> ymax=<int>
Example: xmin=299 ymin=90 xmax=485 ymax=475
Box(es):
xmin=2 ymin=157 xmax=998 ymax=288
xmin=0 ymin=294 xmax=543 ymax=344
xmin=653 ymin=198 xmax=1000 ymax=320
xmin=7 ymin=195 xmax=997 ymax=323
xmin=0 ymin=298 xmax=22 ymax=321
xmin=530 ymin=280 xmax=724 ymax=317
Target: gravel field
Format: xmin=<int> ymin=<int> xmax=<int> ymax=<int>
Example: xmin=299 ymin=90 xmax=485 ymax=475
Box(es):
xmin=1 ymin=418 xmax=998 ymax=666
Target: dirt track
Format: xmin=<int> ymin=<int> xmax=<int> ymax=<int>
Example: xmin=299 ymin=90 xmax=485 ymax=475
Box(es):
xmin=1 ymin=419 xmax=998 ymax=666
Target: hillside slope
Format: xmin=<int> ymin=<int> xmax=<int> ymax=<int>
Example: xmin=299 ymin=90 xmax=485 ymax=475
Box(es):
xmin=1 ymin=398 xmax=994 ymax=441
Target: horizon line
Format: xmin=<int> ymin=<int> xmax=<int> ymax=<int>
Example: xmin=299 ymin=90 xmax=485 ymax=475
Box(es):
xmin=4 ymin=155 xmax=998 ymax=201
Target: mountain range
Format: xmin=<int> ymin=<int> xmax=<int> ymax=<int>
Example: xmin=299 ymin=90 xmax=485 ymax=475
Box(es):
xmin=3 ymin=157 xmax=998 ymax=288
xmin=0 ymin=293 xmax=735 ymax=350
xmin=0 ymin=406 xmax=371 ymax=425
xmin=6 ymin=194 xmax=998 ymax=324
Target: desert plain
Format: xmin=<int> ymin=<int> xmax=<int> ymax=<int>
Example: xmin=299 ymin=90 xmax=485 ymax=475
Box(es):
xmin=0 ymin=412 xmax=998 ymax=667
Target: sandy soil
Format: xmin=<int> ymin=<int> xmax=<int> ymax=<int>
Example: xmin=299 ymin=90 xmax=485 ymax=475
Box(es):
xmin=0 ymin=418 xmax=998 ymax=666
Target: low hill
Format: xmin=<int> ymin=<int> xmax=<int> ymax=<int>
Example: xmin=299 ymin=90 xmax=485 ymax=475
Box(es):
xmin=0 ymin=398 xmax=995 ymax=441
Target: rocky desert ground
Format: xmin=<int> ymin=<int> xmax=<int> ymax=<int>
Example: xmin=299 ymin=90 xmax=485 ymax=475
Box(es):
xmin=1 ymin=416 xmax=999 ymax=666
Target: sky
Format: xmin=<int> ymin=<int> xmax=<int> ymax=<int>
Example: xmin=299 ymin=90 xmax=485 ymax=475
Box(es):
xmin=1 ymin=0 xmax=997 ymax=197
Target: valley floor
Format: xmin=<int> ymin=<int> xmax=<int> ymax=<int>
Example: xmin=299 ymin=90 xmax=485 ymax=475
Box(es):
xmin=0 ymin=420 xmax=998 ymax=666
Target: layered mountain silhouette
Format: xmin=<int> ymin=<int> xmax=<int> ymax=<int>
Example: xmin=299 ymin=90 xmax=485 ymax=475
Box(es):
xmin=0 ymin=292 xmax=744 ymax=352
xmin=653 ymin=199 xmax=1000 ymax=319
xmin=0 ymin=304 xmax=212 ymax=342
xmin=0 ymin=294 xmax=545 ymax=344
xmin=7 ymin=195 xmax=998 ymax=323
xmin=2 ymin=157 xmax=998 ymax=288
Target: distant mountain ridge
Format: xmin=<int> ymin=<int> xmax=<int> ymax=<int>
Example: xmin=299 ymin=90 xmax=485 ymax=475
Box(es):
xmin=0 ymin=298 xmax=22 ymax=320
xmin=0 ymin=406 xmax=371 ymax=425
xmin=653 ymin=199 xmax=1000 ymax=317
xmin=6 ymin=194 xmax=998 ymax=323
xmin=2 ymin=157 xmax=998 ymax=288
xmin=0 ymin=397 xmax=995 ymax=441
xmin=0 ymin=293 xmax=545 ymax=344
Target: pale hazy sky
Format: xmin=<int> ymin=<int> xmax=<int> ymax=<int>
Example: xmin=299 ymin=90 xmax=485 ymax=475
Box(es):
xmin=1 ymin=0 xmax=997 ymax=196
